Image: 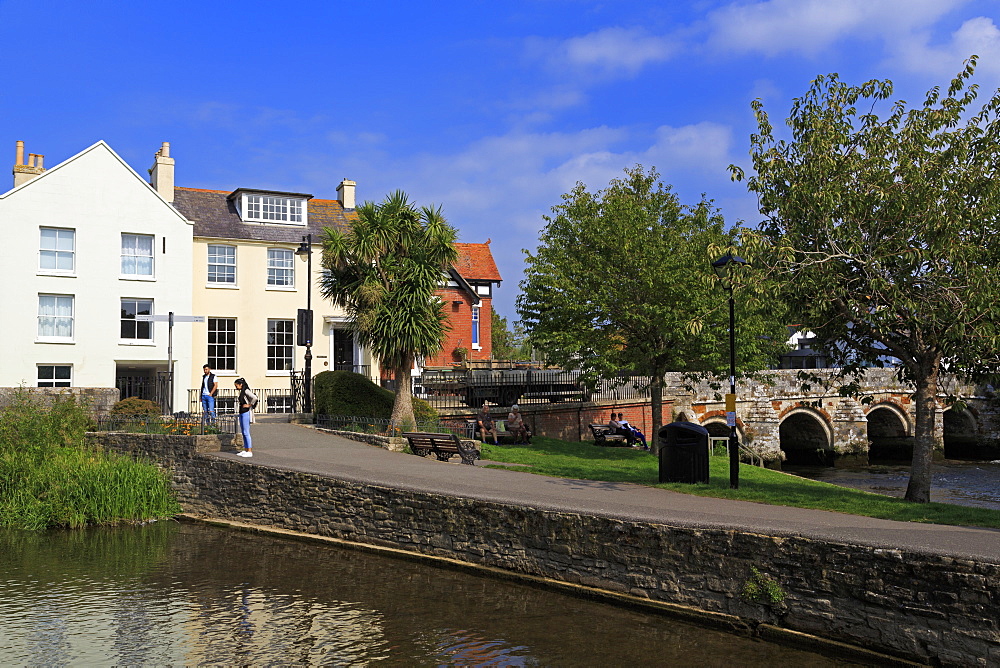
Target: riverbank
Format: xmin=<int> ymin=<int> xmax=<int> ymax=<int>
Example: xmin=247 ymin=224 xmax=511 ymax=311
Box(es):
xmin=788 ymin=458 xmax=1000 ymax=511
xmin=479 ymin=438 xmax=1000 ymax=528
xmin=0 ymin=394 xmax=179 ymax=529
xmin=93 ymin=423 xmax=1000 ymax=666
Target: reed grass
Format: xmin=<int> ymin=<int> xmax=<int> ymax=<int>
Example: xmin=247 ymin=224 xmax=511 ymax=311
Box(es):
xmin=0 ymin=390 xmax=180 ymax=530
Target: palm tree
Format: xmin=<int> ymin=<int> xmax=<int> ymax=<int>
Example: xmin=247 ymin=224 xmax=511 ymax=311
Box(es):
xmin=320 ymin=191 xmax=458 ymax=427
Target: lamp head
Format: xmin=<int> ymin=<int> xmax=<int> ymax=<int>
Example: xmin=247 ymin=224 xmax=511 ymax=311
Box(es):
xmin=296 ymin=235 xmax=312 ymax=261
xmin=712 ymin=253 xmax=748 ymax=282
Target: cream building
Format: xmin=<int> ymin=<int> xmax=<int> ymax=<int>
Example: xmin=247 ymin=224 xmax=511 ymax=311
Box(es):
xmin=158 ymin=156 xmax=371 ymax=412
xmin=1 ymin=141 xmax=194 ymax=410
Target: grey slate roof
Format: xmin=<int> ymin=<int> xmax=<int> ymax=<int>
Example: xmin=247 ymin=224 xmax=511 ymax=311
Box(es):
xmin=172 ymin=187 xmax=356 ymax=243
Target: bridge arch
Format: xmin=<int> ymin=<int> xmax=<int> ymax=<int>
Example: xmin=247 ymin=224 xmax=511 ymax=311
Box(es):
xmin=866 ymin=402 xmax=913 ymax=461
xmin=779 ymin=408 xmax=834 ymax=466
xmin=943 ymin=404 xmax=978 ymax=458
xmin=700 ymin=418 xmax=741 ymax=439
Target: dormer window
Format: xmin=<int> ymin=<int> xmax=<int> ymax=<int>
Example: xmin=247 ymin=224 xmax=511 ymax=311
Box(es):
xmin=247 ymin=194 xmax=303 ymax=223
xmin=230 ymin=189 xmax=310 ymax=226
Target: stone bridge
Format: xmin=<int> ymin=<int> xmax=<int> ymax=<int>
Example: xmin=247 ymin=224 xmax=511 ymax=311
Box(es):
xmin=665 ymin=368 xmax=1000 ymax=467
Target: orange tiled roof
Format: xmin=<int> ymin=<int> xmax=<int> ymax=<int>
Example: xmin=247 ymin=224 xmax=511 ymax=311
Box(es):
xmin=454 ymin=242 xmax=501 ymax=282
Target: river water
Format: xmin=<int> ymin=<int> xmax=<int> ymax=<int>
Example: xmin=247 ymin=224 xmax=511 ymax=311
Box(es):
xmin=0 ymin=522 xmax=862 ymax=666
xmin=787 ymin=459 xmax=1000 ymax=510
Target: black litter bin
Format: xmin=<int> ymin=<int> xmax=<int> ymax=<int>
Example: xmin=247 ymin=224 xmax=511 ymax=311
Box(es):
xmin=658 ymin=421 xmax=710 ymax=484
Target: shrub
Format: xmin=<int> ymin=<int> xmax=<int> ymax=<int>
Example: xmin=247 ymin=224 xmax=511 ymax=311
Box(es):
xmin=314 ymin=370 xmax=437 ymax=423
xmin=0 ymin=391 xmax=179 ymax=529
xmin=0 ymin=390 xmax=92 ymax=461
xmin=110 ymin=397 xmax=162 ymax=418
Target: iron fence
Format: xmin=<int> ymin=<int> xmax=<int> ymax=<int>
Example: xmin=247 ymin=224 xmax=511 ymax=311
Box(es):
xmin=93 ymin=412 xmax=238 ymax=436
xmin=316 ymin=414 xmax=471 ymax=438
xmin=117 ymin=371 xmax=172 ymax=413
xmin=413 ymin=369 xmax=651 ymax=411
xmin=187 ymin=388 xmax=297 ymax=414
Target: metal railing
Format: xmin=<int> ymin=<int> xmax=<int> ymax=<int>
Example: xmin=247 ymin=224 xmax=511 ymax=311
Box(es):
xmin=315 ymin=414 xmax=470 ymax=438
xmin=187 ymin=388 xmax=297 ymax=414
xmin=709 ymin=436 xmax=765 ymax=467
xmin=117 ymin=371 xmax=172 ymax=414
xmin=413 ymin=370 xmax=651 ymax=411
xmin=93 ymin=413 xmax=238 ymax=436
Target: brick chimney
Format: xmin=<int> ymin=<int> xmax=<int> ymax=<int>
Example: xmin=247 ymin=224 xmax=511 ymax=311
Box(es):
xmin=337 ymin=178 xmax=356 ymax=209
xmin=13 ymin=141 xmax=46 ymax=187
xmin=149 ymin=141 xmax=175 ymax=202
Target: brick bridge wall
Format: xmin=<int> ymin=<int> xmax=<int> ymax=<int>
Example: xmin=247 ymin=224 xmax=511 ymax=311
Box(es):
xmin=91 ymin=431 xmax=1000 ymax=666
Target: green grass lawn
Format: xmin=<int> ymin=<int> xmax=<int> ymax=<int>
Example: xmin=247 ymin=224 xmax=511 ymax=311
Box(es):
xmin=479 ymin=437 xmax=1000 ymax=529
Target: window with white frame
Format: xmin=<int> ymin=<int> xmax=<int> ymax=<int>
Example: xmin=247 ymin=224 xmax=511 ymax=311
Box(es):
xmin=207 ymin=318 xmax=236 ymax=371
xmin=244 ymin=194 xmax=305 ymax=224
xmin=38 ymin=294 xmax=74 ymax=339
xmin=121 ymin=234 xmax=154 ymax=276
xmin=471 ymin=306 xmax=480 ymax=348
xmin=37 ymin=365 xmax=71 ymax=387
xmin=39 ymin=228 xmax=75 ymax=273
xmin=121 ymin=298 xmax=153 ymax=340
xmin=207 ymin=245 xmax=236 ymax=284
xmin=267 ymin=319 xmax=294 ymax=371
xmin=267 ymin=248 xmax=294 ymax=287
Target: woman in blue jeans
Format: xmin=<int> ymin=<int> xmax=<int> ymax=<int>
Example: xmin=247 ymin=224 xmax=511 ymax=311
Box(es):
xmin=234 ymin=378 xmax=257 ymax=458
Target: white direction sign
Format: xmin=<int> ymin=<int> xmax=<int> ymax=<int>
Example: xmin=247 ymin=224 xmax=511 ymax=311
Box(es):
xmin=135 ymin=315 xmax=205 ymax=323
xmin=131 ymin=313 xmax=204 ymax=413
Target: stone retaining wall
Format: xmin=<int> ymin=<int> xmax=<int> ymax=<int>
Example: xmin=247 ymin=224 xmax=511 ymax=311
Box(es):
xmin=100 ymin=433 xmax=999 ymax=666
xmin=1 ymin=387 xmax=119 ymax=414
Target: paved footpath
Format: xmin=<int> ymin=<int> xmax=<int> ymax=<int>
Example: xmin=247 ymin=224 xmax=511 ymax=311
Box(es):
xmin=219 ymin=421 xmax=1000 ymax=563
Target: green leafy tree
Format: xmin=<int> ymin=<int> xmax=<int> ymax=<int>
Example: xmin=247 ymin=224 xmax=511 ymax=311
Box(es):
xmin=731 ymin=57 xmax=1000 ymax=502
xmin=491 ymin=310 xmax=531 ymax=361
xmin=319 ymin=191 xmax=458 ymax=428
xmin=518 ymin=165 xmax=788 ymax=451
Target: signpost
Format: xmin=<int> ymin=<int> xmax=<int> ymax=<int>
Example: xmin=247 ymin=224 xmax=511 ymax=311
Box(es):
xmin=136 ymin=313 xmax=205 ymax=413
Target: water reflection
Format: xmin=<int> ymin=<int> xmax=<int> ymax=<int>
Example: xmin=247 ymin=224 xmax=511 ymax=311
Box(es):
xmin=0 ymin=522 xmax=859 ymax=666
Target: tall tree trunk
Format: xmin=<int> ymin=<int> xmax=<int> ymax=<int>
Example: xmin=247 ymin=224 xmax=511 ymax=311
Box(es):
xmin=649 ymin=371 xmax=664 ymax=456
xmin=390 ymin=355 xmax=416 ymax=431
xmin=905 ymin=361 xmax=940 ymax=503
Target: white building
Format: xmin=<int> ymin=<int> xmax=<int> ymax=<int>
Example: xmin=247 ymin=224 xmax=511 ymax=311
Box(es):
xmin=0 ymin=141 xmax=194 ymax=410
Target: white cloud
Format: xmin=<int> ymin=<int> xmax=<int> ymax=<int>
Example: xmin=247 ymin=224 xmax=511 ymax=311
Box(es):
xmin=528 ymin=26 xmax=677 ymax=81
xmin=299 ymin=121 xmax=743 ymax=317
xmin=707 ymin=0 xmax=965 ymax=57
xmin=560 ymin=26 xmax=677 ymax=75
xmin=890 ymin=16 xmax=1000 ymax=83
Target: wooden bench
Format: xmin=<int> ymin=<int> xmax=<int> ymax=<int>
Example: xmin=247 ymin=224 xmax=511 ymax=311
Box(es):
xmin=588 ymin=424 xmax=630 ymax=447
xmin=402 ymin=432 xmax=480 ymax=465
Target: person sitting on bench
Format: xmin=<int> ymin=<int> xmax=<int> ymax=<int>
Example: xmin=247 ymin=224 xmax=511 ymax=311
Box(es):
xmin=507 ymin=405 xmax=531 ymax=444
xmin=477 ymin=402 xmax=499 ymax=445
xmin=608 ymin=411 xmax=635 ymax=446
xmin=617 ymin=412 xmax=648 ymax=450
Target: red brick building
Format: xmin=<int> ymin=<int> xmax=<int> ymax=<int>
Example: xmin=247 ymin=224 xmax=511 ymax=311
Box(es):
xmin=424 ymin=241 xmax=502 ymax=368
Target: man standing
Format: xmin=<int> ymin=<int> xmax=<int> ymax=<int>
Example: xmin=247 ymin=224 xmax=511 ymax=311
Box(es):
xmin=201 ymin=364 xmax=218 ymax=422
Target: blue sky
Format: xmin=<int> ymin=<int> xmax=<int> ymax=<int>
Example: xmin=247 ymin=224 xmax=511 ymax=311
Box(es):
xmin=2 ymin=0 xmax=998 ymax=319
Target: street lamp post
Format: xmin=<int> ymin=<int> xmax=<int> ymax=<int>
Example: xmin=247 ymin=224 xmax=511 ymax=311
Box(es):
xmin=712 ymin=252 xmax=748 ymax=489
xmin=296 ymin=235 xmax=314 ymax=414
